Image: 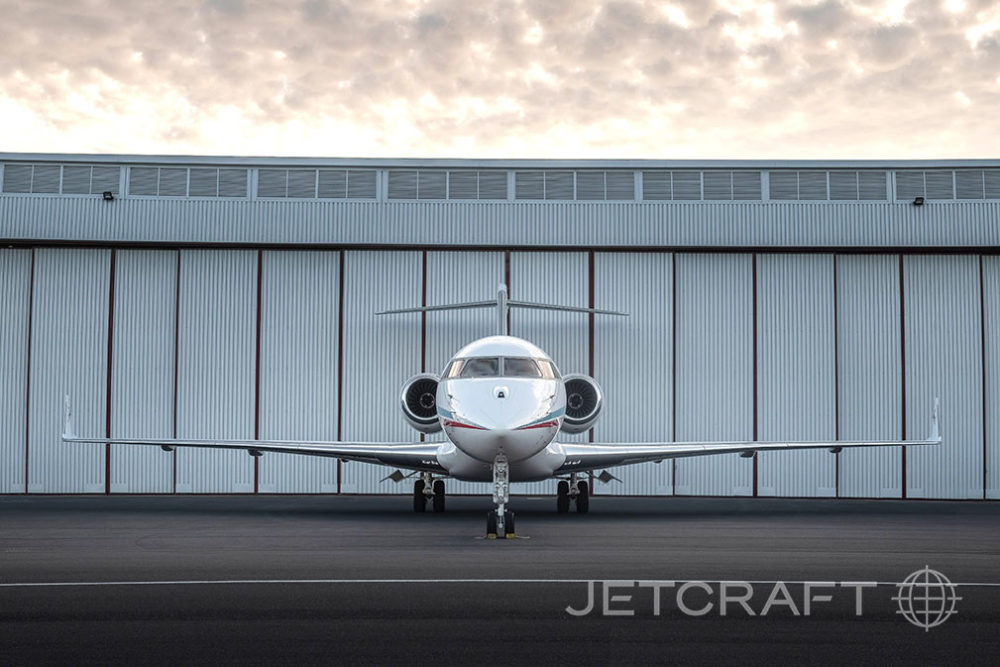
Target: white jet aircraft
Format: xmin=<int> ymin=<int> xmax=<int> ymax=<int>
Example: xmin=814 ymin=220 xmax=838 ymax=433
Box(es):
xmin=63 ymin=284 xmax=941 ymax=538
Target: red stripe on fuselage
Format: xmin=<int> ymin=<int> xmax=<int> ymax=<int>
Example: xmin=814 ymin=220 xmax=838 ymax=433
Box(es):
xmin=516 ymin=420 xmax=559 ymax=430
xmin=443 ymin=419 xmax=486 ymax=430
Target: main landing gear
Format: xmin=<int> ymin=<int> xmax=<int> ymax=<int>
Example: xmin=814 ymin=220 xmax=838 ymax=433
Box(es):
xmin=486 ymin=452 xmax=516 ymax=539
xmin=556 ymin=473 xmax=590 ymax=514
xmin=413 ymin=472 xmax=446 ymax=513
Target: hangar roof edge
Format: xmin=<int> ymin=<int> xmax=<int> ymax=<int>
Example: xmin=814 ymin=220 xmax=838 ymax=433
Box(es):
xmin=0 ymin=152 xmax=997 ymax=170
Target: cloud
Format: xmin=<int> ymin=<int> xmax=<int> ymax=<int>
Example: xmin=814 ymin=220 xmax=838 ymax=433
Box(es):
xmin=0 ymin=0 xmax=997 ymax=157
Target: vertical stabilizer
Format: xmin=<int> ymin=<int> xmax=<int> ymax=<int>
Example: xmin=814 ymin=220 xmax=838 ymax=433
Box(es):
xmin=497 ymin=284 xmax=508 ymax=336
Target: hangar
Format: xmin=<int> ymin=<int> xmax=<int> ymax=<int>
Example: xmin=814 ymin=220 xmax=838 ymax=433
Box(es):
xmin=0 ymin=153 xmax=997 ymax=499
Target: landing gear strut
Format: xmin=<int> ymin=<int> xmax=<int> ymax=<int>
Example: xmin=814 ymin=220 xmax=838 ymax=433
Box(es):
xmin=487 ymin=452 xmax=515 ymax=539
xmin=414 ymin=472 xmax=445 ymax=513
xmin=555 ymin=473 xmax=590 ymax=514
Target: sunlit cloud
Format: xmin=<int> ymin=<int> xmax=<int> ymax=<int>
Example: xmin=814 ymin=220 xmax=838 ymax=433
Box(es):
xmin=965 ymin=6 xmax=1000 ymax=47
xmin=659 ymin=4 xmax=691 ymax=28
xmin=523 ymin=21 xmax=544 ymax=44
xmin=879 ymin=0 xmax=911 ymax=24
xmin=944 ymin=0 xmax=965 ymax=14
xmin=0 ymin=0 xmax=997 ymax=158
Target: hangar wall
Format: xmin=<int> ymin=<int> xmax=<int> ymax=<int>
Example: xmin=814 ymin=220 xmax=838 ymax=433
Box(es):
xmin=986 ymin=257 xmax=1000 ymax=499
xmin=1 ymin=154 xmax=997 ymax=499
xmin=0 ymin=246 xmax=997 ymax=499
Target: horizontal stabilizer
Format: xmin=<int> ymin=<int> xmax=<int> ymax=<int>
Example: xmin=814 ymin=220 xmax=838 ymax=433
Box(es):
xmin=507 ymin=300 xmax=627 ymax=316
xmin=376 ymin=301 xmax=496 ymax=315
xmin=377 ymin=284 xmax=627 ymax=336
xmin=377 ymin=300 xmax=626 ymax=317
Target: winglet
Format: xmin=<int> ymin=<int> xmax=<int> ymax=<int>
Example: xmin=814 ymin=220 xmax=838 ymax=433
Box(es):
xmin=63 ymin=395 xmax=76 ymax=440
xmin=928 ymin=397 xmax=941 ymax=443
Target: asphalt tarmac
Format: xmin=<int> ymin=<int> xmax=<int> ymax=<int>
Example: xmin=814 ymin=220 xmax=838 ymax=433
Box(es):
xmin=2 ymin=494 xmax=999 ymax=666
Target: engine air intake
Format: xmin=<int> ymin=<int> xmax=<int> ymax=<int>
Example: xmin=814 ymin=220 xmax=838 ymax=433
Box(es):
xmin=401 ymin=374 xmax=441 ymax=433
xmin=561 ymin=374 xmax=603 ymax=434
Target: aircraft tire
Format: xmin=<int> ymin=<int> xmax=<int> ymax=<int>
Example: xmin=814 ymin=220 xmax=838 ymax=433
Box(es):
xmin=576 ymin=481 xmax=590 ymax=514
xmin=432 ymin=479 xmax=445 ymax=513
xmin=504 ymin=510 xmax=515 ymax=538
xmin=413 ymin=479 xmax=426 ymax=513
xmin=556 ymin=481 xmax=570 ymax=514
xmin=486 ymin=511 xmax=498 ymax=537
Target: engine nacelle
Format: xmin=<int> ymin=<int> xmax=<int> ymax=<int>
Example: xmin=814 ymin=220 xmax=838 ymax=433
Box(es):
xmin=400 ymin=374 xmax=442 ymax=434
xmin=561 ymin=374 xmax=603 ymax=434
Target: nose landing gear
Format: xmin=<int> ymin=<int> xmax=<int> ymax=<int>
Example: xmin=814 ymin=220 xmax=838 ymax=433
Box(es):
xmin=486 ymin=452 xmax=516 ymax=539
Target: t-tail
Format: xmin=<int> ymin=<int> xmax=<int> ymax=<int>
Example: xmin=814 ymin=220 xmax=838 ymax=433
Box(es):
xmin=376 ymin=283 xmax=627 ymax=335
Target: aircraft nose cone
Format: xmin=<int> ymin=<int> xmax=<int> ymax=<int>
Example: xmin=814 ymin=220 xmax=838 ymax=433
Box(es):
xmin=443 ymin=379 xmax=559 ymax=461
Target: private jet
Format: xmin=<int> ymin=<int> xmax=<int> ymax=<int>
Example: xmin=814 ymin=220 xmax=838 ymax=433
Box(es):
xmin=63 ymin=284 xmax=941 ymax=538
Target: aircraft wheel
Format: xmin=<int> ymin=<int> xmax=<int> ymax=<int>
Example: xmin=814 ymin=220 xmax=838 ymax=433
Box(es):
xmin=556 ymin=481 xmax=570 ymax=514
xmin=576 ymin=481 xmax=590 ymax=514
xmin=504 ymin=510 xmax=516 ymax=538
xmin=486 ymin=511 xmax=498 ymax=538
xmin=432 ymin=479 xmax=445 ymax=513
xmin=413 ymin=479 xmax=426 ymax=513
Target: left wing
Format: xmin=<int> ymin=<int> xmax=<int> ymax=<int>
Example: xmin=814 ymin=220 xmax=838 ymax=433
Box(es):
xmin=555 ymin=399 xmax=941 ymax=474
xmin=61 ymin=397 xmax=445 ymax=474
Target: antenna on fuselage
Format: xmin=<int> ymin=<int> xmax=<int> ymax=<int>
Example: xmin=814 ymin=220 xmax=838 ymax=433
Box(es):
xmin=376 ymin=283 xmax=628 ymax=331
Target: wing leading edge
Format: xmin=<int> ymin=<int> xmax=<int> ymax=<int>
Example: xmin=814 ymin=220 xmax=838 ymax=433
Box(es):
xmin=61 ymin=397 xmax=445 ymax=474
xmin=554 ymin=399 xmax=942 ymax=474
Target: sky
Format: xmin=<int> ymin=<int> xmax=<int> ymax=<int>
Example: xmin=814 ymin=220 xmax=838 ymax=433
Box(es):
xmin=0 ymin=0 xmax=998 ymax=159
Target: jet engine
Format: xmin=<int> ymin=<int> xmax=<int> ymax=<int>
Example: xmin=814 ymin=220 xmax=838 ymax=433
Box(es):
xmin=561 ymin=374 xmax=603 ymax=434
xmin=400 ymin=374 xmax=442 ymax=434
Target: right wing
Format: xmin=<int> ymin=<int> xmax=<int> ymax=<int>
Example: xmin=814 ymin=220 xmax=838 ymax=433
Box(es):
xmin=554 ymin=399 xmax=941 ymax=474
xmin=61 ymin=397 xmax=446 ymax=474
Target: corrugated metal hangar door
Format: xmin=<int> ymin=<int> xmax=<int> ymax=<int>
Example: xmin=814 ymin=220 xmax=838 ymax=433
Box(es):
xmin=1 ymin=247 xmax=997 ymax=499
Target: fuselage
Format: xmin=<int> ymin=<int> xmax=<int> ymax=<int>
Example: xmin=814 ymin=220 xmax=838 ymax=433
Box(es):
xmin=433 ymin=336 xmax=569 ymax=482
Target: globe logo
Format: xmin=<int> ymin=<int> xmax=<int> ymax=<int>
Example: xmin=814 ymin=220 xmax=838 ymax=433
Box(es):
xmin=892 ymin=566 xmax=961 ymax=631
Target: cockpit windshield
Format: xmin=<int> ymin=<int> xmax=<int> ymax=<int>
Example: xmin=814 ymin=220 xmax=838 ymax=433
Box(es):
xmin=443 ymin=357 xmax=560 ymax=380
xmin=504 ymin=358 xmax=542 ymax=378
xmin=460 ymin=357 xmax=499 ymax=378
xmin=533 ymin=359 xmax=558 ymax=379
